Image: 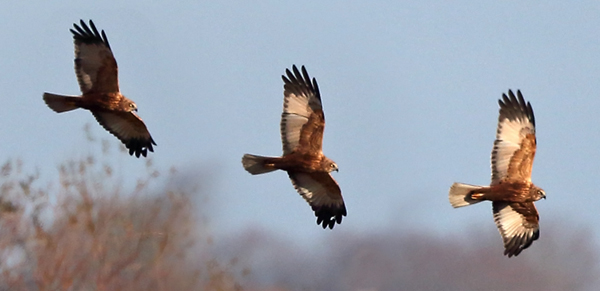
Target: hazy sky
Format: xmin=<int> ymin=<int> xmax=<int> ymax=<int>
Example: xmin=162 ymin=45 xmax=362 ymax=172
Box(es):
xmin=1 ymin=0 xmax=599 ymax=261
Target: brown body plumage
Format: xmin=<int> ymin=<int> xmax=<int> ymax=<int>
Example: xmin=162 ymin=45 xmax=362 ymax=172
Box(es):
xmin=467 ymin=181 xmax=542 ymax=202
xmin=259 ymin=152 xmax=335 ymax=172
xmin=449 ymin=90 xmax=545 ymax=257
xmin=242 ymin=65 xmax=346 ymax=229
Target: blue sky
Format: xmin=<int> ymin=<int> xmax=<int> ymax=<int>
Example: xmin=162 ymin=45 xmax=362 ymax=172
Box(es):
xmin=1 ymin=1 xmax=599 ymax=258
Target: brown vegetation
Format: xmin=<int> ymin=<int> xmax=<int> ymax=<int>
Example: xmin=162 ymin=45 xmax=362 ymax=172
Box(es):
xmin=0 ymin=137 xmax=243 ymax=291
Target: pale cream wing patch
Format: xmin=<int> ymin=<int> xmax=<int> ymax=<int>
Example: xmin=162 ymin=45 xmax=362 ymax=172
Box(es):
xmin=280 ymin=65 xmax=323 ymax=155
xmin=71 ymin=20 xmax=119 ymax=94
xmin=280 ymin=113 xmax=308 ymax=155
xmin=491 ymin=90 xmax=536 ymax=184
xmin=492 ymin=201 xmax=540 ymax=257
xmin=91 ymin=111 xmax=156 ymax=158
xmin=288 ymin=172 xmax=346 ymax=229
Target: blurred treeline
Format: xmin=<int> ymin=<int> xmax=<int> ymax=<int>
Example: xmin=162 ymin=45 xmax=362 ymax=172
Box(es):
xmin=0 ymin=132 xmax=598 ymax=291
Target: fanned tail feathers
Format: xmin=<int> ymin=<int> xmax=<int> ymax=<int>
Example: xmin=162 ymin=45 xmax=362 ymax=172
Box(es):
xmin=242 ymin=154 xmax=277 ymax=175
xmin=43 ymin=93 xmax=80 ymax=113
xmin=449 ymin=182 xmax=484 ymax=208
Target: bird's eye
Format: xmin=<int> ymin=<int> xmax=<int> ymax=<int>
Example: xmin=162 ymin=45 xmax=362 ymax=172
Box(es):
xmin=129 ymin=103 xmax=135 ymax=108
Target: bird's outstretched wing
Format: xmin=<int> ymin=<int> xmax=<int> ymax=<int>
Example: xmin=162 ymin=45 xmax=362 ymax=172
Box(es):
xmin=491 ymin=90 xmax=537 ymax=184
xmin=71 ymin=20 xmax=119 ymax=94
xmin=493 ymin=201 xmax=540 ymax=257
xmin=91 ymin=111 xmax=156 ymax=157
xmin=280 ymin=65 xmax=325 ymax=156
xmin=288 ymin=171 xmax=346 ymax=229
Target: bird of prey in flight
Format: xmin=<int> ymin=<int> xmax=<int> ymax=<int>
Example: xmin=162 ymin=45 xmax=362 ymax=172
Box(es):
xmin=449 ymin=90 xmax=545 ymax=257
xmin=242 ymin=65 xmax=346 ymax=229
xmin=43 ymin=19 xmax=156 ymax=158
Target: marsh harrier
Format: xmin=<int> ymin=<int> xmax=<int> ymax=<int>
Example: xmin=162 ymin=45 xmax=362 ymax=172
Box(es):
xmin=242 ymin=65 xmax=346 ymax=229
xmin=449 ymin=90 xmax=545 ymax=257
xmin=43 ymin=20 xmax=156 ymax=158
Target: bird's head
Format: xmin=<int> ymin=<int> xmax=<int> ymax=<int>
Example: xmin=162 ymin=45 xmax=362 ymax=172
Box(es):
xmin=329 ymin=162 xmax=339 ymax=173
xmin=531 ymin=186 xmax=546 ymax=201
xmin=123 ymin=99 xmax=138 ymax=112
xmin=322 ymin=158 xmax=338 ymax=173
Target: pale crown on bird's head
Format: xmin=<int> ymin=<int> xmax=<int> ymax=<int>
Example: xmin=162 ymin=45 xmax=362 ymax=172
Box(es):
xmin=120 ymin=98 xmax=137 ymax=112
xmin=330 ymin=162 xmax=339 ymax=172
xmin=530 ymin=186 xmax=546 ymax=201
xmin=321 ymin=157 xmax=338 ymax=173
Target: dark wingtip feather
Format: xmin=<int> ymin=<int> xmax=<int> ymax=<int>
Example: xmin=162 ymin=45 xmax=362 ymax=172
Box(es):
xmin=292 ymin=65 xmax=302 ymax=80
xmin=126 ymin=137 xmax=156 ymax=158
xmin=281 ymin=65 xmax=321 ymax=101
xmin=498 ymin=89 xmax=535 ymax=127
xmin=71 ymin=19 xmax=111 ymax=49
xmin=313 ymin=203 xmax=347 ymax=230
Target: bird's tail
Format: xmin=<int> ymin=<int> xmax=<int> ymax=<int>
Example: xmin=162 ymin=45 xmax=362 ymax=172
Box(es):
xmin=449 ymin=182 xmax=485 ymax=208
xmin=43 ymin=93 xmax=80 ymax=113
xmin=242 ymin=154 xmax=277 ymax=175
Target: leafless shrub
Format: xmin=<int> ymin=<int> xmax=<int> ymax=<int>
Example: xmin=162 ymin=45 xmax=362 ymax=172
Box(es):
xmin=0 ymin=134 xmax=243 ymax=291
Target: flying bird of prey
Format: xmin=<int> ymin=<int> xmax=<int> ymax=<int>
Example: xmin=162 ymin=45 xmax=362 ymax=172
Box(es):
xmin=449 ymin=90 xmax=546 ymax=257
xmin=242 ymin=65 xmax=346 ymax=229
xmin=43 ymin=20 xmax=156 ymax=158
